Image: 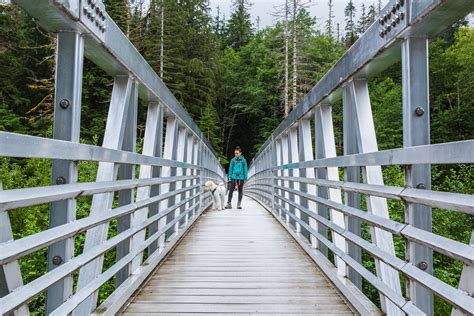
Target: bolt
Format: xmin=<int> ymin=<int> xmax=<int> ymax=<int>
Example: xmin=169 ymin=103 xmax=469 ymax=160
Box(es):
xmin=417 ymin=261 xmax=428 ymax=271
xmin=392 ymin=5 xmax=397 ymax=14
xmin=379 ymin=31 xmax=385 ymax=38
xmin=383 ymin=14 xmax=388 ymax=22
xmin=396 ymin=1 xmax=401 ymax=9
xmin=391 ymin=19 xmax=397 ymax=27
xmin=379 ymin=18 xmax=384 ymax=25
xmin=52 ymin=255 xmax=63 ymax=265
xmin=59 ymin=99 xmax=70 ymax=109
xmin=416 ymin=183 xmax=426 ymax=190
xmin=400 ymin=12 xmax=405 ymax=20
xmin=56 ymin=176 xmax=66 ymax=185
xmin=387 ymin=25 xmax=392 ymax=32
xmin=415 ymin=106 xmax=425 ymax=116
xmin=400 ymin=0 xmax=405 ymax=6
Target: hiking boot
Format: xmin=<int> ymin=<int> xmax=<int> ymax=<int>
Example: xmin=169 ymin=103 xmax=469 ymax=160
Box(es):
xmin=225 ymin=202 xmax=232 ymax=209
xmin=237 ymin=202 xmax=242 ymax=209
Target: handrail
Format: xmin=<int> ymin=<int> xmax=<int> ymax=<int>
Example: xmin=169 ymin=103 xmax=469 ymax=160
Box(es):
xmin=247 ymin=1 xmax=474 ymax=315
xmin=0 ymin=0 xmax=225 ymax=315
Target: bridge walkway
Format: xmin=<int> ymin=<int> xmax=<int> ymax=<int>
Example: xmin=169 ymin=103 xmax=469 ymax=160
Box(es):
xmin=120 ymin=196 xmax=355 ymax=315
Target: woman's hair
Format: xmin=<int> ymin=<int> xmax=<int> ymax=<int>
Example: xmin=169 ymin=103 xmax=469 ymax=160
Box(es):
xmin=235 ymin=146 xmax=242 ymax=152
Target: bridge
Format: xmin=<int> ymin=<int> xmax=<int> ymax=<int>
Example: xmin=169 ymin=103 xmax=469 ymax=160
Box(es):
xmin=0 ymin=0 xmax=473 ymax=315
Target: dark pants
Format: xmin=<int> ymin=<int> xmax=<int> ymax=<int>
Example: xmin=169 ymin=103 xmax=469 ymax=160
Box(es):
xmin=228 ymin=179 xmax=244 ymax=204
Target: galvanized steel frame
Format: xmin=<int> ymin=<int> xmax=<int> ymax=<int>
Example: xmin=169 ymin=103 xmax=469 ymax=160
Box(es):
xmin=247 ymin=1 xmax=474 ymax=315
xmin=0 ymin=0 xmax=225 ymax=315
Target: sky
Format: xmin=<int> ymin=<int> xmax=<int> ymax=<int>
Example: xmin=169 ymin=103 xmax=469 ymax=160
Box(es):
xmin=209 ymin=0 xmax=387 ymax=31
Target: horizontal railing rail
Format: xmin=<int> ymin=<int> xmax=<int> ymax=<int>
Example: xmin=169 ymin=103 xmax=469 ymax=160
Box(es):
xmin=247 ymin=1 xmax=474 ymax=315
xmin=0 ymin=0 xmax=225 ymax=315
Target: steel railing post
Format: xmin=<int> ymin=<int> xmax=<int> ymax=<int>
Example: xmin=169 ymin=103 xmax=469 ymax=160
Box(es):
xmin=46 ymin=31 xmax=84 ymax=315
xmin=116 ymin=80 xmax=138 ymax=285
xmin=74 ymin=75 xmax=132 ymax=315
xmin=342 ymin=82 xmax=362 ymax=289
xmin=402 ymin=36 xmax=434 ymax=315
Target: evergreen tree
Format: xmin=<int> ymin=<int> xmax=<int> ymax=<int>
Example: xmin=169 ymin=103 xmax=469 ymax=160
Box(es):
xmin=224 ymin=0 xmax=253 ymax=51
xmin=344 ymin=0 xmax=357 ymax=47
xmin=356 ymin=3 xmax=367 ymax=34
xmin=325 ymin=0 xmax=335 ymax=36
xmin=103 ymin=0 xmax=131 ymax=35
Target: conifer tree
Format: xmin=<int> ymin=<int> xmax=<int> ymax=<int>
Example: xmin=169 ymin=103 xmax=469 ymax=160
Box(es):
xmin=225 ymin=0 xmax=253 ymax=51
xmin=325 ymin=0 xmax=334 ymax=36
xmin=344 ymin=0 xmax=357 ymax=47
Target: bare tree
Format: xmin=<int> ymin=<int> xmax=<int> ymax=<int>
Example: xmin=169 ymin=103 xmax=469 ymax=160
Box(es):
xmin=160 ymin=0 xmax=164 ymax=78
xmin=291 ymin=0 xmax=298 ymax=110
xmin=325 ymin=0 xmax=334 ymax=36
xmin=284 ymin=0 xmax=290 ymax=116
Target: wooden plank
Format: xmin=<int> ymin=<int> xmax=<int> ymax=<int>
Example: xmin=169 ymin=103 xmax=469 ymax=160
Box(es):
xmin=130 ymin=295 xmax=342 ymax=304
xmin=121 ymin=196 xmax=355 ymax=315
xmin=124 ymin=303 xmax=352 ymax=313
xmin=122 ymin=313 xmax=355 ymax=316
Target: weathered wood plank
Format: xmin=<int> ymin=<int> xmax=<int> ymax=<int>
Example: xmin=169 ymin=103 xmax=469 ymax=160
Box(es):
xmin=121 ymin=196 xmax=355 ymax=315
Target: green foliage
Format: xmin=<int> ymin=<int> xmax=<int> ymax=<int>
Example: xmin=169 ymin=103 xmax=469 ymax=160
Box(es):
xmin=1 ymin=1 xmax=473 ymax=314
xmin=224 ymin=0 xmax=253 ymax=51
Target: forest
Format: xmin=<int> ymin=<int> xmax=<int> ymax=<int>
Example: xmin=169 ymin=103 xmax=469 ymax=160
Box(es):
xmin=0 ymin=0 xmax=473 ymax=314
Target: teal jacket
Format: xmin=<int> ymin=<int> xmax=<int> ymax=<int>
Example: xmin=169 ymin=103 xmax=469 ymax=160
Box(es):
xmin=228 ymin=156 xmax=248 ymax=180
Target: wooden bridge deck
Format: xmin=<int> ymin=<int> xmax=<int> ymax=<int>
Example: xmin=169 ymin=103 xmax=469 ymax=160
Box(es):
xmin=120 ymin=196 xmax=355 ymax=315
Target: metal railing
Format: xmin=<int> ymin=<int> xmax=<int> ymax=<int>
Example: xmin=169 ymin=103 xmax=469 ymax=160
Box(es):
xmin=0 ymin=0 xmax=225 ymax=315
xmin=246 ymin=1 xmax=474 ymax=315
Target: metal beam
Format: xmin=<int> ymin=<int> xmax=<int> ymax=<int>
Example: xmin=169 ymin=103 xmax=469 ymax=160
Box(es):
xmin=46 ymin=31 xmax=84 ymax=315
xmin=342 ymin=82 xmax=362 ymax=290
xmin=315 ymin=104 xmax=346 ymax=276
xmin=402 ymin=37 xmax=433 ymax=315
xmin=346 ymin=79 xmax=403 ymax=315
xmin=116 ymin=80 xmax=138 ymax=286
xmin=74 ymin=76 xmax=132 ymax=315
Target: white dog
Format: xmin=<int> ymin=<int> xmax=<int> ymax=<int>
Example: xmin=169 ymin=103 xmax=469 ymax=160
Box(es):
xmin=205 ymin=180 xmax=227 ymax=211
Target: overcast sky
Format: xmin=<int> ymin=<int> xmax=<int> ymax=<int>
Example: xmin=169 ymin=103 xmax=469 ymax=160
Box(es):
xmin=209 ymin=0 xmax=388 ymax=31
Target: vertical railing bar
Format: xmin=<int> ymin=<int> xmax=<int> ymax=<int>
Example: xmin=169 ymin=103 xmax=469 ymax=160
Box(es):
xmin=342 ymin=82 xmax=362 ymax=289
xmin=298 ymin=118 xmax=317 ymax=246
xmin=46 ymin=31 xmax=84 ymax=314
xmin=74 ymin=75 xmax=132 ymax=315
xmin=288 ymin=126 xmax=301 ymax=233
xmin=116 ymin=80 xmax=138 ymax=285
xmin=0 ymin=182 xmax=30 ymax=316
xmin=173 ymin=127 xmax=187 ymax=233
xmin=130 ymin=99 xmax=162 ymax=274
xmin=402 ymin=36 xmax=433 ymax=315
xmin=314 ymin=109 xmax=329 ymax=257
xmin=316 ymin=104 xmax=346 ymax=277
xmin=348 ymin=79 xmax=403 ymax=315
xmin=158 ymin=116 xmax=178 ymax=249
xmin=147 ymin=102 xmax=164 ymax=256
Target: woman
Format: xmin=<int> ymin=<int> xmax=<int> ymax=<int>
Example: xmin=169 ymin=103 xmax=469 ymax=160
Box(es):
xmin=225 ymin=146 xmax=248 ymax=209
